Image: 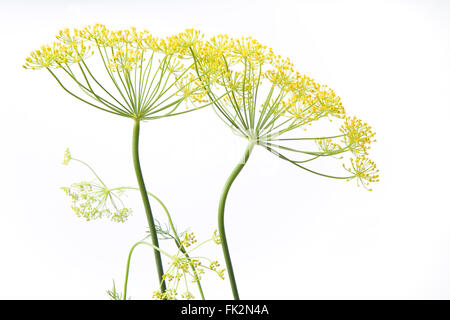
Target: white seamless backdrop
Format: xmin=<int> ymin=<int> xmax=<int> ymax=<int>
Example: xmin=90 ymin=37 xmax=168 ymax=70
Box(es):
xmin=1 ymin=0 xmax=449 ymax=299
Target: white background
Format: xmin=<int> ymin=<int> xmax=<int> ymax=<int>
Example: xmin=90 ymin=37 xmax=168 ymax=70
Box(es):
xmin=1 ymin=0 xmax=449 ymax=299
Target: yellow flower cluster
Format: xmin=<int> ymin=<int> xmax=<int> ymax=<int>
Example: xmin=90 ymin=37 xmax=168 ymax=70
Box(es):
xmin=56 ymin=28 xmax=83 ymax=46
xmin=153 ymin=230 xmax=226 ymax=300
xmin=264 ymin=56 xmax=295 ymax=87
xmin=213 ymin=229 xmax=221 ymax=244
xmin=209 ymin=261 xmax=225 ymax=279
xmin=153 ymin=288 xmax=178 ymax=300
xmin=24 ymin=25 xmax=213 ymax=120
xmin=174 ymin=73 xmax=209 ymax=106
xmin=315 ymin=138 xmax=342 ymax=155
xmin=191 ymin=35 xmax=276 ymax=91
xmin=231 ymin=36 xmax=275 ymax=64
xmin=23 ymin=41 xmax=91 ymax=70
xmin=62 ymin=148 xmax=72 ymax=165
xmin=340 ymin=116 xmax=376 ymax=155
xmin=343 ymin=156 xmax=380 ymax=190
xmin=180 ymin=232 xmax=197 ymax=248
xmin=185 ymin=32 xmax=348 ymax=133
xmin=108 ymin=47 xmax=143 ymax=72
xmin=61 ymin=149 xmax=132 ymax=222
xmin=284 ymin=77 xmax=346 ymax=124
xmin=23 ymin=24 xmax=197 ymax=71
xmin=78 ymin=24 xmax=159 ymax=50
xmin=163 ymin=29 xmax=203 ymax=56
xmin=60 ymin=182 xmax=132 ymax=223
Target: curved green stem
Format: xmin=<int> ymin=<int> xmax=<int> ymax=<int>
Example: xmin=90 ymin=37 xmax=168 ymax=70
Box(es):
xmin=132 ymin=119 xmax=167 ymax=293
xmin=123 ymin=241 xmax=172 ymax=299
xmin=218 ymin=140 xmax=255 ymax=300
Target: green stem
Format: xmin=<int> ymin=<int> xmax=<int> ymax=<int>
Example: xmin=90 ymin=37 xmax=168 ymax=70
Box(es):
xmin=123 ymin=241 xmax=172 ymax=299
xmin=132 ymin=119 xmax=167 ymax=293
xmin=218 ymin=140 xmax=255 ymax=300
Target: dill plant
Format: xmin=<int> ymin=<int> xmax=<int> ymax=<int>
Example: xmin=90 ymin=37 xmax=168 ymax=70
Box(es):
xmin=23 ymin=24 xmax=220 ymax=294
xmin=179 ymin=32 xmax=379 ymax=299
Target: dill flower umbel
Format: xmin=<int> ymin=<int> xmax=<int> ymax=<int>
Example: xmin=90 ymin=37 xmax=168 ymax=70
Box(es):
xmin=61 ymin=182 xmax=132 ymax=223
xmin=61 ymin=149 xmax=132 ymax=223
xmin=343 ymin=156 xmax=380 ymax=191
xmin=23 ymin=24 xmax=212 ymax=120
xmin=181 ymin=31 xmax=378 ymax=187
xmin=340 ymin=116 xmax=376 ymax=156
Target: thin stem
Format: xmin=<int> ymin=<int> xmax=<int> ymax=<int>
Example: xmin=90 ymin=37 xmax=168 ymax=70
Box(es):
xmin=263 ymin=145 xmax=354 ymax=180
xmin=123 ymin=241 xmax=172 ymax=299
xmin=218 ymin=140 xmax=255 ymax=300
xmin=269 ymin=134 xmax=345 ymax=141
xmin=131 ymin=119 xmax=167 ymax=293
xmin=96 ymin=45 xmax=134 ymax=113
xmin=46 ymin=68 xmax=121 ymax=116
xmin=71 ymin=158 xmax=107 ymax=186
